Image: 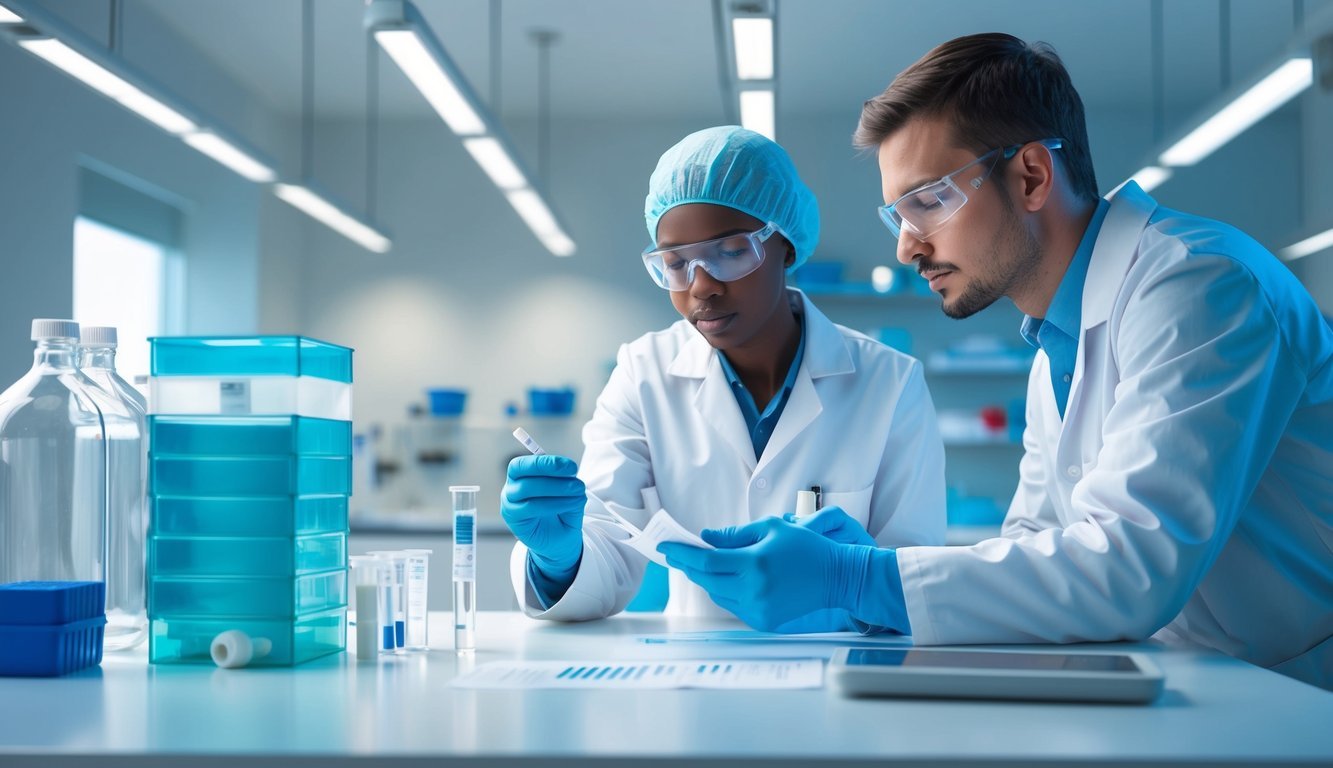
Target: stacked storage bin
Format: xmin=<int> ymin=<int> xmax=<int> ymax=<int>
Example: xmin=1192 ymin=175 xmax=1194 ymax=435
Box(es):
xmin=146 ymin=336 xmax=352 ymax=666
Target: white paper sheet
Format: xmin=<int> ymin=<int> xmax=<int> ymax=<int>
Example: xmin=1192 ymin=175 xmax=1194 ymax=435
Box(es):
xmin=624 ymin=508 xmax=713 ymax=567
xmin=451 ymin=658 xmax=823 ymax=690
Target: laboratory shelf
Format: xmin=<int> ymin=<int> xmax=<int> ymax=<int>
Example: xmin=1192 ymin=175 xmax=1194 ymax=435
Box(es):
xmin=149 ymin=415 xmax=351 ymax=457
xmin=152 ymin=494 xmax=348 ymax=537
xmin=149 ymin=607 xmax=345 ymax=666
xmin=150 ymin=335 xmax=352 ymax=383
xmin=150 ymin=455 xmax=352 ymax=496
xmin=149 ymin=532 xmax=347 ymax=578
xmin=148 ymin=568 xmax=347 ymax=617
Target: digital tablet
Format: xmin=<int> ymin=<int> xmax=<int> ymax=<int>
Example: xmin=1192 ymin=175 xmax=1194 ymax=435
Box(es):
xmin=829 ymin=647 xmax=1164 ymax=704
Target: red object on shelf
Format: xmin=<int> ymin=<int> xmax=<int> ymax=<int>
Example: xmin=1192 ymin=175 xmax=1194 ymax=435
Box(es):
xmin=980 ymin=406 xmax=1007 ymax=432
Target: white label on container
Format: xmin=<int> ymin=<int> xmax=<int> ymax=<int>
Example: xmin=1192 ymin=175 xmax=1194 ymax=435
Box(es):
xmin=453 ymin=513 xmax=476 ymax=581
xmin=219 ymin=380 xmax=250 ymax=414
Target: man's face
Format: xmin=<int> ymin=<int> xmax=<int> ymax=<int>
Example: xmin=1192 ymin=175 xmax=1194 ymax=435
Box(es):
xmin=877 ymin=117 xmax=1040 ymax=319
xmin=655 ymin=203 xmax=793 ymax=351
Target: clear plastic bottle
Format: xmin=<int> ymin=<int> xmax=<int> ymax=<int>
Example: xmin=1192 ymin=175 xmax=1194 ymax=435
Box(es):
xmin=0 ymin=320 xmax=110 ymax=590
xmin=79 ymin=326 xmax=148 ymax=651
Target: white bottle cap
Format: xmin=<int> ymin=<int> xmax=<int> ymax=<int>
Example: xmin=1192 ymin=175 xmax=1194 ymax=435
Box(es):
xmin=795 ymin=490 xmax=817 ymax=520
xmin=79 ymin=326 xmax=118 ymax=346
xmin=31 ymin=319 xmax=80 ymax=341
xmin=211 ymin=630 xmax=272 ymax=669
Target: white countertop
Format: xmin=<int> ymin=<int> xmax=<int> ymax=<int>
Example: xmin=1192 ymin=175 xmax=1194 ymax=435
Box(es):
xmin=2 ymin=611 xmax=1332 ymax=766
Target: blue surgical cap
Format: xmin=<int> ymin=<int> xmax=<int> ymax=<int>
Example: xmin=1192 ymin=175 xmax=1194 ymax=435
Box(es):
xmin=645 ymin=126 xmax=819 ymax=271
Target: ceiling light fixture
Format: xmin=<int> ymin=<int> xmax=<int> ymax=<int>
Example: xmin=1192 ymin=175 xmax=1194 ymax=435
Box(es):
xmin=719 ymin=1 xmax=778 ymax=140
xmin=1280 ymin=226 xmax=1333 ymax=262
xmin=366 ymin=0 xmax=574 ymax=256
xmin=1159 ymin=57 xmax=1312 ymax=167
xmin=0 ymin=1 xmax=277 ymax=183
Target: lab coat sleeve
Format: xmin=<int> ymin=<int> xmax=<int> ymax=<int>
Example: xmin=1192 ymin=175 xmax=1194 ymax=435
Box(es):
xmin=866 ymin=360 xmax=946 ymax=547
xmin=509 ymin=343 xmax=655 ymax=621
xmin=1001 ymin=354 xmax=1061 ymax=539
xmin=897 ymin=253 xmax=1306 ymax=645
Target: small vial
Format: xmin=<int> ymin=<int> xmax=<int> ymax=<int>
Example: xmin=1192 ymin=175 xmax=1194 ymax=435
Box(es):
xmin=450 ymin=485 xmax=479 ymax=654
xmin=349 ymin=556 xmax=381 ymax=661
xmin=402 ymin=549 xmax=434 ymax=651
xmin=367 ymin=551 xmax=403 ymax=654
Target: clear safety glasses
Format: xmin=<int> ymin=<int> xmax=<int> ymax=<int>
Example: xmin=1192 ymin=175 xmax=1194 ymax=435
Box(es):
xmin=642 ymin=221 xmax=779 ymax=291
xmin=878 ymin=138 xmax=1064 ymax=239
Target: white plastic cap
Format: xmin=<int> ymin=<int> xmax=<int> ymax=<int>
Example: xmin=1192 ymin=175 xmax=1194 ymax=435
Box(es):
xmin=79 ymin=326 xmax=118 ymax=346
xmin=210 ymin=630 xmax=272 ymax=669
xmin=795 ymin=490 xmax=817 ymax=520
xmin=31 ymin=319 xmax=80 ymax=341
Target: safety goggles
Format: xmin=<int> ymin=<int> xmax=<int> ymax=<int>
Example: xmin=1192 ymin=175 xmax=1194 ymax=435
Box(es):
xmin=878 ymin=138 xmax=1064 ymax=239
xmin=642 ymin=221 xmax=778 ymax=291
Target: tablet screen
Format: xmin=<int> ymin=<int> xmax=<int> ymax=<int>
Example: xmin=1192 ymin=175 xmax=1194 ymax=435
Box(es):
xmin=844 ymin=648 xmax=1141 ymax=673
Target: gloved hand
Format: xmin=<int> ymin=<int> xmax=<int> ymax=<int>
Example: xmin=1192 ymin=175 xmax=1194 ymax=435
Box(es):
xmin=658 ymin=517 xmax=910 ymax=634
xmin=784 ymin=506 xmax=876 ymax=547
xmin=501 ymin=454 xmax=586 ymax=578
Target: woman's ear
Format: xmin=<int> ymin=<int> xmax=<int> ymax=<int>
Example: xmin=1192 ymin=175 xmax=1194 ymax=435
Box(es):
xmin=785 ymin=245 xmax=796 ymax=268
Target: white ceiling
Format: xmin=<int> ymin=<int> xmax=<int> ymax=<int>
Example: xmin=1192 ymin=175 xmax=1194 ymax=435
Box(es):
xmin=128 ymin=0 xmax=1329 ymax=124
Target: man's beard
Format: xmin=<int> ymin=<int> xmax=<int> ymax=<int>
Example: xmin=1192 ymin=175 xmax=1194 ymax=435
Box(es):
xmin=942 ymin=196 xmax=1042 ymax=319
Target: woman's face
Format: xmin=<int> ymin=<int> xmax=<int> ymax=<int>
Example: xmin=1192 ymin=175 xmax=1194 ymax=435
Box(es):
xmin=654 ymin=203 xmax=794 ymax=351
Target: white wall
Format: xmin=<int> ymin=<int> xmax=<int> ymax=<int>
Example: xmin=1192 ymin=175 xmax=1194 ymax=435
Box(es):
xmin=0 ymin=3 xmax=304 ymax=389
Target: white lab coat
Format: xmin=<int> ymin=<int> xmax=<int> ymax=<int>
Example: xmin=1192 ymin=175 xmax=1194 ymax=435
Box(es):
xmin=511 ymin=289 xmax=946 ymax=621
xmin=897 ymin=182 xmax=1333 ymax=688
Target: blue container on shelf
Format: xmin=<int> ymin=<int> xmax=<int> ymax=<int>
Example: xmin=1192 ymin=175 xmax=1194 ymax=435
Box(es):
xmin=528 ymin=387 xmax=576 ymax=416
xmin=0 ymin=581 xmax=106 ymax=677
xmin=426 ymin=388 xmax=467 ymax=416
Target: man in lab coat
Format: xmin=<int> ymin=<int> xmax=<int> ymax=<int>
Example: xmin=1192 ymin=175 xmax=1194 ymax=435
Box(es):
xmin=661 ymin=34 xmax=1333 ymax=688
xmin=500 ymin=126 xmax=945 ymax=629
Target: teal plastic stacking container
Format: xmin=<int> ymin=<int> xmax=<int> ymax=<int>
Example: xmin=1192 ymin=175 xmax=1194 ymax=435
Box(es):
xmin=148 ymin=569 xmax=346 ymax=617
xmin=149 ymin=608 xmax=345 ymax=666
xmin=150 ymin=533 xmax=347 ymax=578
xmin=149 ymin=415 xmax=351 ymax=456
xmin=150 ymin=455 xmax=352 ymax=496
xmin=150 ymin=336 xmax=352 ymax=381
xmin=151 ymin=494 xmax=348 ymax=538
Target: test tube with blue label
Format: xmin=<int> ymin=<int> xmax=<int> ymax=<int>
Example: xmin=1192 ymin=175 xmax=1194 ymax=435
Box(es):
xmin=403 ymin=549 xmax=433 ymax=651
xmin=450 ymin=485 xmax=478 ymax=653
xmin=368 ymin=551 xmax=403 ymax=654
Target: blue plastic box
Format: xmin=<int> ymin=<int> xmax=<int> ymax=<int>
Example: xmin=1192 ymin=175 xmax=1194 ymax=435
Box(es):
xmin=149 ymin=608 xmax=345 ymax=666
xmin=0 ymin=615 xmax=106 ymax=676
xmin=0 ymin=581 xmax=104 ymax=625
xmin=150 ymin=336 xmax=353 ymax=382
xmin=149 ymin=416 xmax=351 ymax=457
xmin=528 ymin=388 xmax=576 ymax=416
xmin=152 ymin=494 xmax=348 ymax=537
xmin=426 ymin=388 xmax=467 ymax=416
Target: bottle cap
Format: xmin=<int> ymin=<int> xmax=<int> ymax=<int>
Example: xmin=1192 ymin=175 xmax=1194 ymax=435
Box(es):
xmin=79 ymin=326 xmax=118 ymax=346
xmin=795 ymin=490 xmax=817 ymax=520
xmin=30 ymin=319 xmax=80 ymax=341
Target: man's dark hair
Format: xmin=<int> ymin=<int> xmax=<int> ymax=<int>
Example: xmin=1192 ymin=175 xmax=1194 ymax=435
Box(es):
xmin=854 ymin=33 xmax=1099 ymax=202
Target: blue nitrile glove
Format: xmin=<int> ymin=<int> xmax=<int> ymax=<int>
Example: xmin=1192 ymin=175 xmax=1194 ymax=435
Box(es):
xmin=658 ymin=517 xmax=911 ymax=634
xmin=784 ymin=506 xmax=876 ymax=547
xmin=501 ymin=454 xmax=586 ymax=588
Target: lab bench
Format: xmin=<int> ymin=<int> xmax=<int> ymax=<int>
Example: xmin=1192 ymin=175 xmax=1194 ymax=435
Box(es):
xmin=2 ymin=611 xmax=1331 ymax=767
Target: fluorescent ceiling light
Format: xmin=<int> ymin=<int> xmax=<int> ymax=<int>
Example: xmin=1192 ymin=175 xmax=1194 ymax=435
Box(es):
xmin=740 ymin=89 xmax=775 ymax=140
xmin=463 ymin=137 xmax=526 ymax=190
xmin=18 ymin=37 xmax=196 ymax=135
xmin=540 ymin=230 xmax=576 ymax=258
xmin=732 ymin=17 xmax=773 ymax=80
xmin=375 ymin=28 xmax=485 ymax=135
xmin=506 ymin=188 xmax=559 ymax=235
xmin=274 ymin=183 xmax=392 ymax=254
xmin=1129 ymin=165 xmax=1172 ymax=193
xmin=1280 ymin=227 xmax=1333 ymax=262
xmin=0 ymin=5 xmax=22 ymax=23
xmin=1160 ymin=58 xmax=1312 ymax=166
xmin=183 ymin=131 xmax=276 ymax=182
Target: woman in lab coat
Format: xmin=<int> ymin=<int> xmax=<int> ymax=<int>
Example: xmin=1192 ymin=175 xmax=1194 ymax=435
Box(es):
xmin=501 ymin=126 xmax=945 ymax=627
xmin=662 ymin=35 xmax=1333 ymax=689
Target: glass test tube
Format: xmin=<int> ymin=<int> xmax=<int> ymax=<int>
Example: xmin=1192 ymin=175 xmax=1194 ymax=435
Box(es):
xmin=349 ymin=556 xmax=381 ymax=661
xmin=449 ymin=485 xmax=479 ymax=653
xmin=368 ymin=551 xmax=401 ymax=654
xmin=402 ymin=549 xmax=433 ymax=651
